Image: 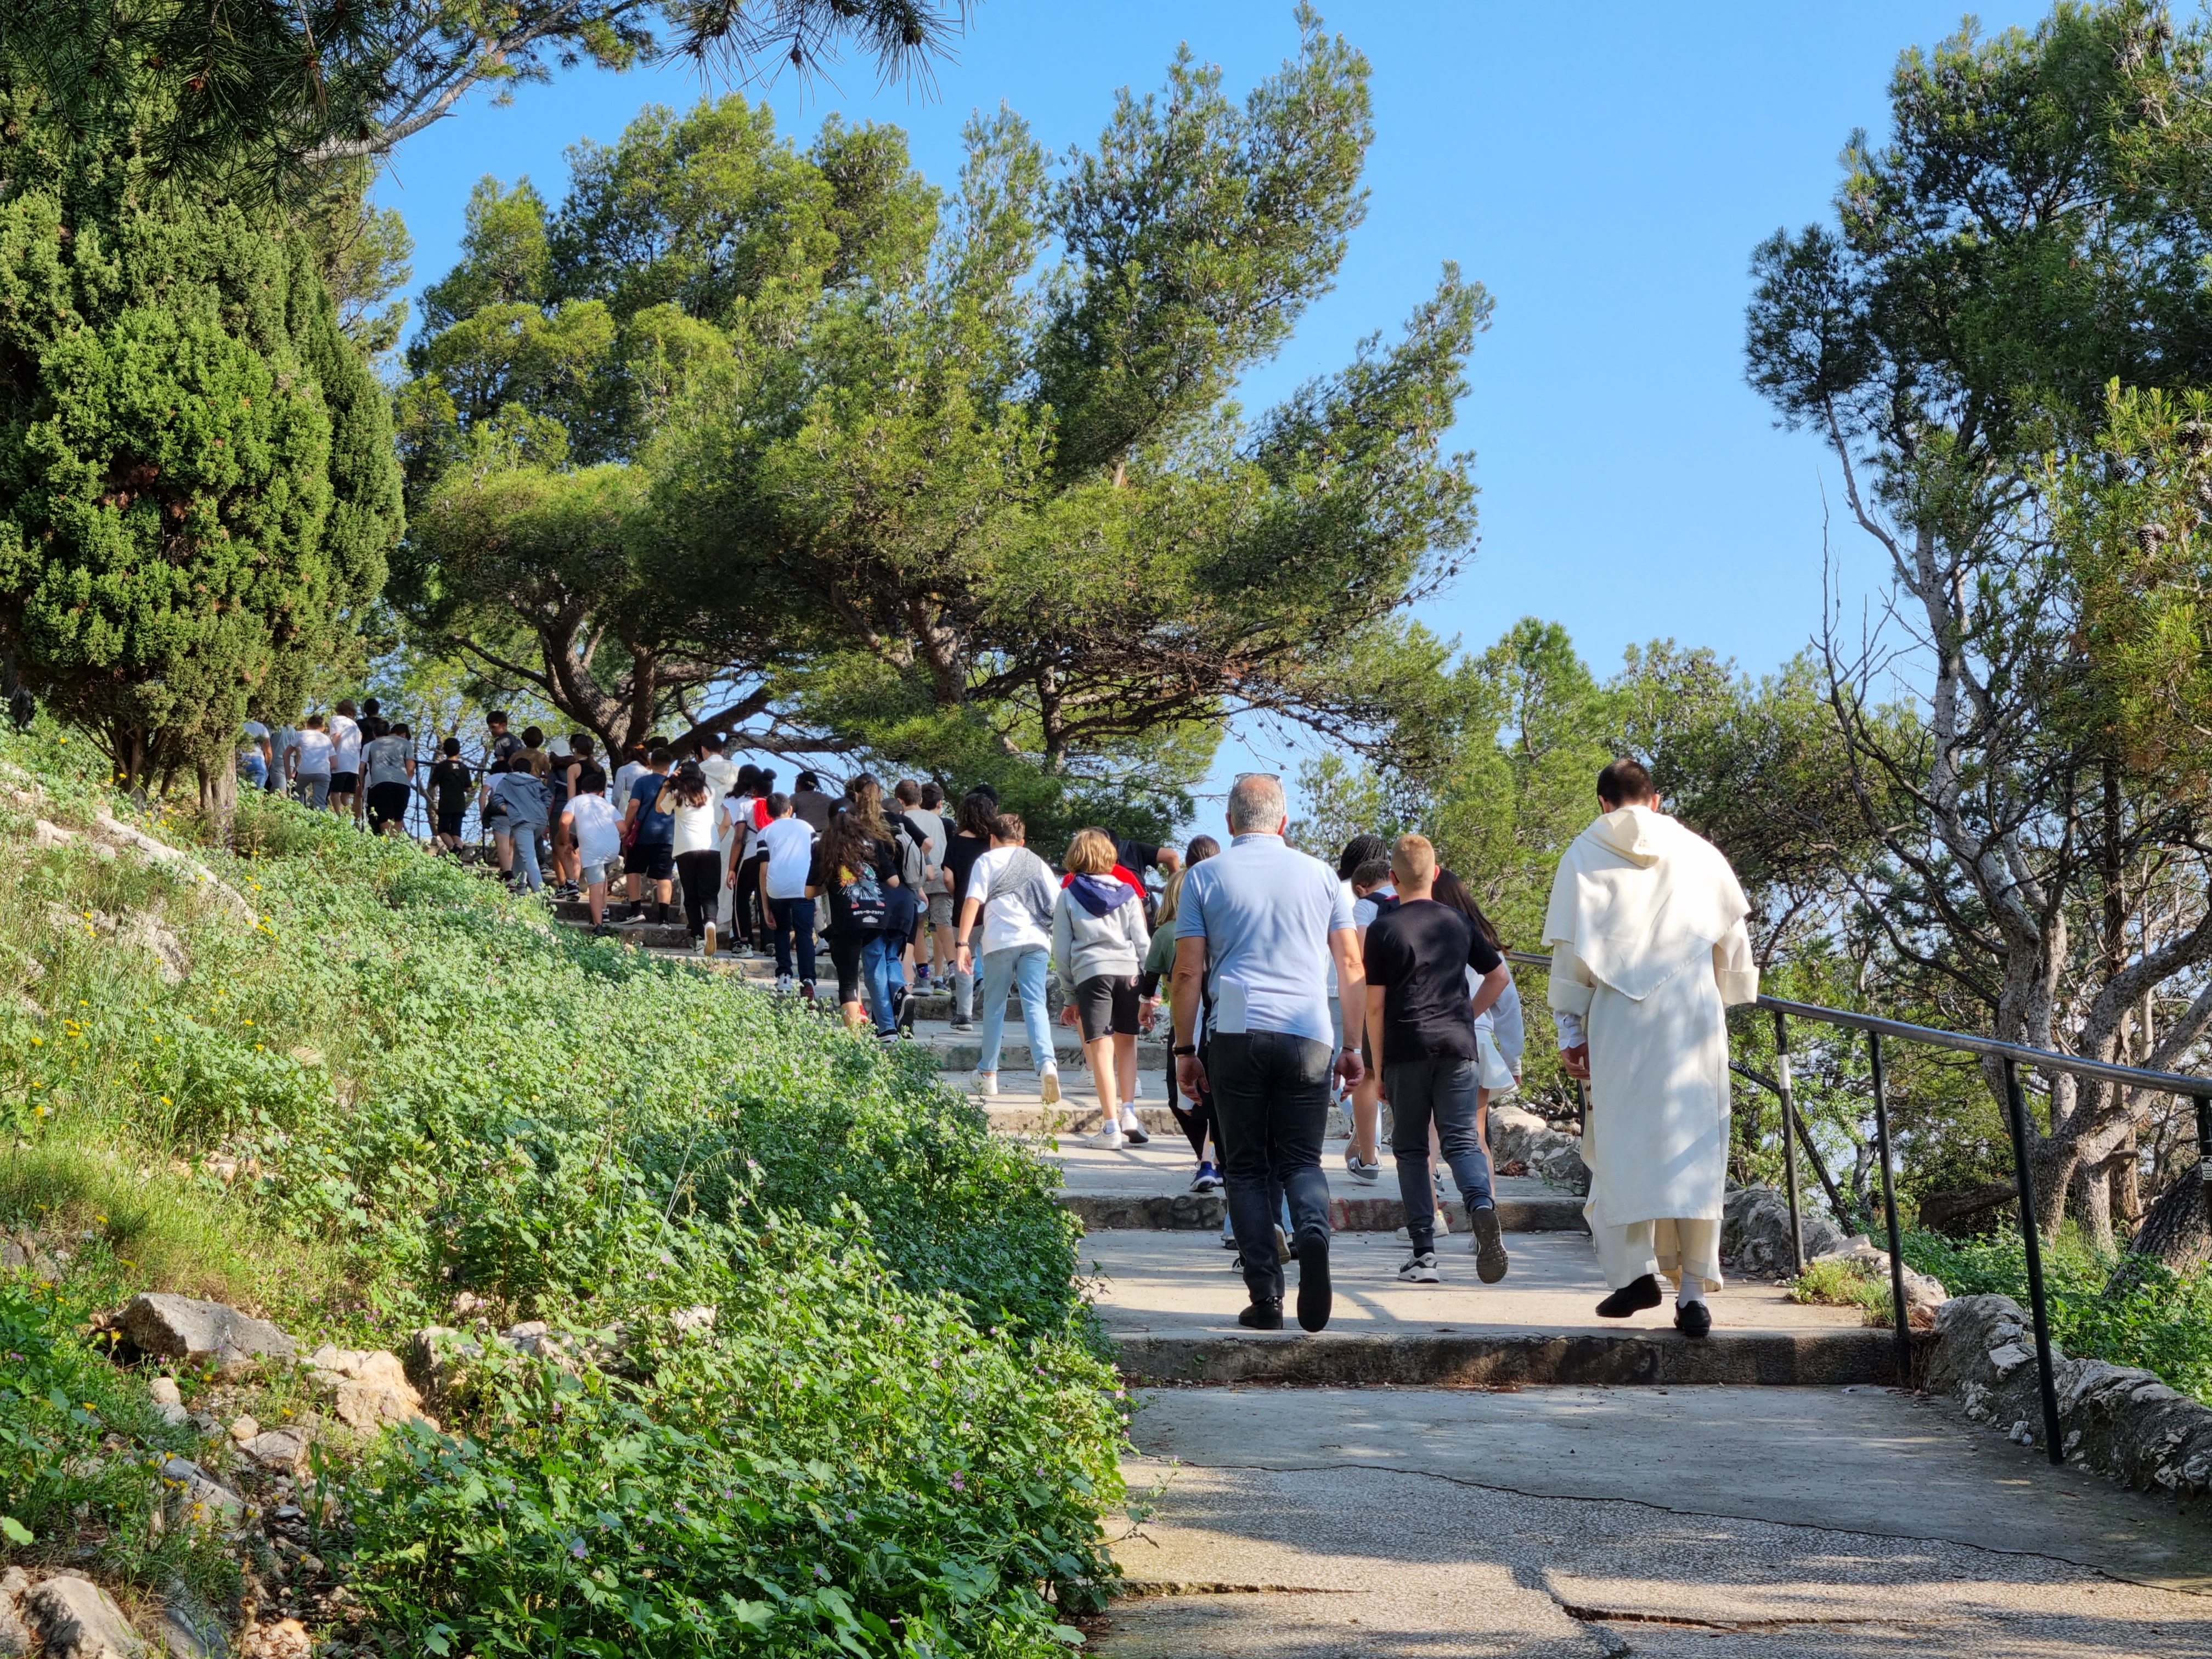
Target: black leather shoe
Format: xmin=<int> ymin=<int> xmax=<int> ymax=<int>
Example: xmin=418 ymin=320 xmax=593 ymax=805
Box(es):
xmin=1674 ymin=1299 xmax=1713 ymax=1338
xmin=1295 ymin=1228 xmax=1332 ymax=1332
xmin=1238 ymin=1299 xmax=1284 ymax=1330
xmin=1596 ymin=1273 xmax=1663 ymax=1318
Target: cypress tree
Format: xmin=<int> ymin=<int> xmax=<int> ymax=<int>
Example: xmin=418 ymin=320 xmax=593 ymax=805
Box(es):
xmin=0 ymin=87 xmax=403 ymax=820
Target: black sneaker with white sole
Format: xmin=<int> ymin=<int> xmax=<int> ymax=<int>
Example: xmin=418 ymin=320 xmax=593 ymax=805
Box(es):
xmin=1468 ymin=1204 xmax=1509 ymax=1284
xmin=1294 ymin=1227 xmax=1332 ymax=1331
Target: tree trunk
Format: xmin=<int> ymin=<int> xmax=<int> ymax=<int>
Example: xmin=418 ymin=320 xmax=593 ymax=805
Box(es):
xmin=2113 ymin=1168 xmax=2210 ymax=1281
xmin=2069 ymin=1160 xmax=2115 ymax=1254
xmin=2109 ymin=1131 xmax=2143 ymax=1227
xmin=196 ymin=755 xmax=238 ymax=847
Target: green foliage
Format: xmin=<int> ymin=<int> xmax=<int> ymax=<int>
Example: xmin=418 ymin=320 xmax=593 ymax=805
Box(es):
xmin=0 ymin=112 xmax=402 ymax=787
xmin=349 ymin=1232 xmax=1119 ymax=1657
xmin=0 ymin=727 xmax=1125 ymax=1650
xmin=1787 ymin=1255 xmax=1891 ymax=1322
xmin=1900 ymin=1229 xmax=2212 ymax=1405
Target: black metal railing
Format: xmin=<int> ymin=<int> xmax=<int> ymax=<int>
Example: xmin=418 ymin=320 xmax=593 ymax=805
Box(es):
xmin=1504 ymin=949 xmax=2212 ymax=1467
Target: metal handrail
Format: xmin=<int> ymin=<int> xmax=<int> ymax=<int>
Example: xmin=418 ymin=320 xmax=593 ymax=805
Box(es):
xmin=1500 ymin=947 xmax=2212 ymax=1470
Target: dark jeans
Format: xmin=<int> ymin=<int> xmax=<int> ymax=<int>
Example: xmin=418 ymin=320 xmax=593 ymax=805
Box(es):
xmin=770 ymin=895 xmax=817 ymax=984
xmin=676 ymin=849 xmax=723 ymax=939
xmin=1210 ymin=1030 xmax=1334 ymax=1304
xmin=1387 ymin=1056 xmax=1497 ymax=1254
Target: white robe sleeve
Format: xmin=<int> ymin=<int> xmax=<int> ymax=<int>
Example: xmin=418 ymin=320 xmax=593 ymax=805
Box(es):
xmin=1549 ymin=940 xmax=1594 ymax=1049
xmin=1713 ymin=917 xmax=1758 ymax=1006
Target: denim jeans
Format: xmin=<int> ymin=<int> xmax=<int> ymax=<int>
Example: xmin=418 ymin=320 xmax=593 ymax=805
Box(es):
xmin=238 ymin=755 xmax=267 ymax=789
xmin=1208 ymin=1030 xmax=1335 ymax=1304
xmin=770 ymin=895 xmax=817 ymax=985
xmin=1387 ymin=1056 xmax=1496 ymax=1254
xmin=294 ymin=774 xmax=330 ymax=810
xmin=861 ymin=933 xmax=899 ymax=1034
xmin=510 ymin=826 xmax=544 ymax=891
xmin=978 ymin=945 xmax=1053 ymax=1075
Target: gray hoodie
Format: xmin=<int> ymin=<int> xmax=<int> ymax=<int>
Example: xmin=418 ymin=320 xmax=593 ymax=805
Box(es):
xmin=1051 ymin=878 xmax=1151 ymax=984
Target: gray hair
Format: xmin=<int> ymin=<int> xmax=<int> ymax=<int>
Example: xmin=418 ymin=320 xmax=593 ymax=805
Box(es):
xmin=1225 ymin=774 xmax=1287 ymax=834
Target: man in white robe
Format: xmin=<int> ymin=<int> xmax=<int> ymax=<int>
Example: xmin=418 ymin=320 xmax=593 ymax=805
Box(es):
xmin=1543 ymin=759 xmax=1757 ymax=1338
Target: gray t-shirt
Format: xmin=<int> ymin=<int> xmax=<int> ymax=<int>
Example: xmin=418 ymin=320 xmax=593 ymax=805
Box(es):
xmin=1175 ymin=833 xmax=1354 ymax=1045
xmin=361 ymin=734 xmax=412 ymax=790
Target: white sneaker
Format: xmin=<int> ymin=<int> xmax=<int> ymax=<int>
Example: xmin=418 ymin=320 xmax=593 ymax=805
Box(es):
xmin=776 ymin=973 xmax=794 ymax=995
xmin=1399 ymin=1251 xmax=1441 ymax=1284
xmin=1120 ymin=1114 xmax=1149 ymax=1146
xmin=1039 ymin=1064 xmax=1061 ymax=1105
xmin=976 ymin=1072 xmax=999 ymax=1097
xmin=1084 ymin=1126 xmax=1125 ymax=1150
xmin=703 ymin=925 xmax=718 ymax=956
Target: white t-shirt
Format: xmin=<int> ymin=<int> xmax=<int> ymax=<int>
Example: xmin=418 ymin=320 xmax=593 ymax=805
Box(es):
xmin=700 ymin=755 xmax=739 ymax=804
xmin=672 ymin=795 xmax=719 ymax=856
xmin=294 ymin=730 xmax=334 ymax=777
xmin=613 ymin=761 xmax=645 ymax=804
xmin=759 ymin=816 xmax=817 ymax=900
xmin=566 ymin=792 xmax=621 ymax=867
xmin=1352 ymin=882 xmax=1397 ymax=929
xmin=968 ymin=844 xmax=1053 ymax=955
xmin=328 ymin=714 xmax=361 ymax=772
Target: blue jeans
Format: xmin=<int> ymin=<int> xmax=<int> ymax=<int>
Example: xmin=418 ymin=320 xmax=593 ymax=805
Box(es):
xmin=1209 ymin=1030 xmax=1335 ymax=1304
xmin=861 ymin=933 xmax=899 ymax=1034
xmin=510 ymin=826 xmax=544 ymax=891
xmin=770 ymin=895 xmax=817 ymax=985
xmin=978 ymin=945 xmax=1053 ymax=1075
xmin=1387 ymin=1057 xmax=1496 ymax=1254
xmin=238 ymin=754 xmax=267 ymax=789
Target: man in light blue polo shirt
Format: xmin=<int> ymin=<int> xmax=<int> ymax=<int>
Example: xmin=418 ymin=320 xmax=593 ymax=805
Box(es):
xmin=1170 ymin=774 xmax=1365 ymax=1331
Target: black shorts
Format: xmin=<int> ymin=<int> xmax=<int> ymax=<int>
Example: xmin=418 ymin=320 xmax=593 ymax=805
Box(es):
xmin=1073 ymin=974 xmax=1141 ymax=1042
xmin=366 ymin=782 xmax=410 ymax=828
xmin=631 ymin=840 xmax=674 ymax=882
xmin=435 ymin=809 xmax=465 ymax=838
xmin=329 ymin=771 xmax=359 ymax=795
xmin=829 ymin=932 xmax=866 ymax=1006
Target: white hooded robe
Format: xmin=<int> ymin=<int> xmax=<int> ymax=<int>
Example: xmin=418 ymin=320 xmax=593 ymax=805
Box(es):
xmin=1543 ymin=805 xmax=1757 ymax=1288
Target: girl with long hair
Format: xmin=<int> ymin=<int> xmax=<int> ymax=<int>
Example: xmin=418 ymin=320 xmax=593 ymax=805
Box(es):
xmin=667 ymin=761 xmax=723 ymax=952
xmin=809 ymin=797 xmax=901 ymax=1035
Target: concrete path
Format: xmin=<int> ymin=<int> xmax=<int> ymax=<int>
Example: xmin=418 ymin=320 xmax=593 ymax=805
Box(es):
xmin=1095 ymin=1385 xmax=2212 ymax=1657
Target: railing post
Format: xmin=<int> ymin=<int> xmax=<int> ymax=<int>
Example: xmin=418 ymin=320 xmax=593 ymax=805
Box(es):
xmin=2001 ymin=1058 xmax=2064 ymax=1466
xmin=2198 ymin=1096 xmax=2212 ymax=1237
xmin=1772 ymin=1009 xmax=1804 ymax=1276
xmin=1867 ymin=1031 xmax=1912 ymax=1386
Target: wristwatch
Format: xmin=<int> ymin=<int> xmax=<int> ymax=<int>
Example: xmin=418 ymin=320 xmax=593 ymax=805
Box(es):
xmin=1173 ymin=1044 xmax=1198 ymax=1057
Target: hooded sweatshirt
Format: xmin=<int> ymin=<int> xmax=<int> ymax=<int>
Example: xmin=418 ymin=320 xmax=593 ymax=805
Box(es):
xmin=1051 ymin=873 xmax=1150 ymax=984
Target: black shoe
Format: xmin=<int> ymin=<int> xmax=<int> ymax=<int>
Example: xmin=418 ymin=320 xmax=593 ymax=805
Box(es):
xmin=1294 ymin=1228 xmax=1331 ymax=1332
xmin=1469 ymin=1204 xmax=1509 ymax=1284
xmin=1596 ymin=1273 xmax=1663 ymax=1318
xmin=1238 ymin=1299 xmax=1284 ymax=1330
xmin=950 ymin=1018 xmax=975 ymax=1032
xmin=1674 ymin=1299 xmax=1712 ymax=1339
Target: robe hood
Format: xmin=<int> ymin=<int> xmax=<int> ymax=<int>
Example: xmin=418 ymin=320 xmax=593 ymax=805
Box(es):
xmin=1542 ymin=805 xmax=1748 ymax=1002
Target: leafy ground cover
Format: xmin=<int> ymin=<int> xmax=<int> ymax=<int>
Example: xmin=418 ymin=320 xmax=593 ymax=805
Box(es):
xmin=0 ymin=726 xmax=1123 ymax=1655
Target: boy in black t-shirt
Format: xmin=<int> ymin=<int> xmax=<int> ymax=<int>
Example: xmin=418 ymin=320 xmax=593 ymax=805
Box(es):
xmin=427 ymin=738 xmax=474 ymax=854
xmin=1362 ymin=833 xmax=1513 ymax=1286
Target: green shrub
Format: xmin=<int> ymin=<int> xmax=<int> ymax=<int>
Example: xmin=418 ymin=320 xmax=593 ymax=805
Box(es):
xmin=1900 ymin=1228 xmax=2212 ymax=1406
xmin=1788 ymin=1256 xmax=1891 ymax=1323
xmin=347 ymin=1223 xmax=1120 ymax=1658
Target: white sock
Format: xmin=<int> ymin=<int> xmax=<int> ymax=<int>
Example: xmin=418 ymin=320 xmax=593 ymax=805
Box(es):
xmin=1677 ymin=1278 xmax=1707 ymax=1306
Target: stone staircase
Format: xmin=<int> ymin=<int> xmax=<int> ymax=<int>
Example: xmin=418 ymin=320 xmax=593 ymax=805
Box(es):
xmin=545 ymin=907 xmax=1893 ymax=1389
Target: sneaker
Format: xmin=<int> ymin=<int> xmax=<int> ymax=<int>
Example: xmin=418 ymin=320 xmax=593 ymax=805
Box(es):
xmin=1084 ymin=1126 xmax=1126 ymax=1150
xmin=1039 ymin=1065 xmax=1062 ymax=1106
xmin=1221 ymin=1231 xmax=1240 ymax=1251
xmin=776 ymin=973 xmax=794 ymax=995
xmin=1294 ymin=1229 xmax=1332 ymax=1332
xmin=1398 ymin=1251 xmax=1441 ymax=1284
xmin=703 ymin=924 xmax=718 ymax=956
xmin=1120 ymin=1115 xmax=1149 ymax=1146
xmin=976 ymin=1072 xmax=999 ymax=1098
xmin=1238 ymin=1299 xmax=1284 ymax=1330
xmin=950 ymin=1018 xmax=975 ymax=1032
xmin=1343 ymin=1148 xmax=1381 ymax=1186
xmin=1469 ymin=1204 xmax=1509 ymax=1284
xmin=1190 ymin=1161 xmax=1221 ymax=1193
xmin=800 ymin=980 xmax=817 ymax=1002
xmin=1273 ymin=1224 xmax=1292 ymax=1266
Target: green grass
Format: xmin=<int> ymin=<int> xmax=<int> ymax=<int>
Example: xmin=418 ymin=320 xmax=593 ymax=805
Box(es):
xmin=0 ymin=726 xmax=1125 ymax=1655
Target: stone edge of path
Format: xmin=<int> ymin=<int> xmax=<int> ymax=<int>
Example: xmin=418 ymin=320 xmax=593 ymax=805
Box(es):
xmin=1115 ymin=1326 xmax=1899 ymax=1387
xmin=1063 ymin=1194 xmax=1589 ymax=1233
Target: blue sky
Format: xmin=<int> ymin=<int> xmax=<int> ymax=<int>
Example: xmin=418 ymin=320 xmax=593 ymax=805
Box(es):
xmin=373 ymin=1 xmax=2044 ymax=798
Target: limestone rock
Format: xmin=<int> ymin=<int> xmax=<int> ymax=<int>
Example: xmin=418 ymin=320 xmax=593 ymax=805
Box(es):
xmin=1485 ymin=1104 xmax=1591 ymax=1194
xmin=146 ymin=1378 xmax=182 ymax=1408
xmin=238 ymin=1618 xmax=309 ymax=1659
xmin=227 ymin=1417 xmax=258 ymax=1443
xmin=0 ymin=1595 xmax=29 ymax=1658
xmin=121 ymin=1294 xmax=295 ymax=1375
xmin=31 ymin=820 xmax=76 ymax=848
xmin=152 ymin=1602 xmax=225 ymax=1659
xmin=1809 ymin=1235 xmax=1949 ymax=1325
xmin=303 ymin=1346 xmax=431 ymax=1430
xmin=1720 ymin=1185 xmax=1848 ymax=1274
xmin=0 ymin=1566 xmax=26 ymax=1594
xmin=114 ymin=915 xmax=189 ymax=985
xmin=239 ymin=1430 xmax=307 ymax=1472
xmin=161 ymin=1457 xmax=245 ymax=1527
xmin=26 ymin=1575 xmax=142 ymax=1659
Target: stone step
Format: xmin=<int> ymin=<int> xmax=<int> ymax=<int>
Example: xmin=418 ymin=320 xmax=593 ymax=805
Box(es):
xmin=1059 ymin=1192 xmax=1588 ymax=1233
xmin=1113 ymin=1327 xmax=1900 ymax=1388
xmin=926 ymin=1037 xmax=1167 ymax=1071
xmin=983 ymin=1104 xmax=1183 ymax=1135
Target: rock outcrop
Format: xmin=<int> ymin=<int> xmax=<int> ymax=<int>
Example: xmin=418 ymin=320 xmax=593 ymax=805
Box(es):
xmin=121 ymin=1294 xmax=296 ymax=1376
xmin=1486 ymin=1104 xmax=1590 ymax=1193
xmin=1928 ymin=1294 xmax=2212 ymax=1509
xmin=25 ymin=1576 xmax=142 ymax=1659
xmin=302 ymin=1345 xmax=432 ymax=1431
xmin=1721 ymin=1185 xmax=1848 ymax=1274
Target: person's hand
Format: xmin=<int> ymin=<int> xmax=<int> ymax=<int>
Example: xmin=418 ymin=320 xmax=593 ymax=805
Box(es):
xmin=1560 ymin=1043 xmax=1590 ymax=1079
xmin=1176 ymin=1052 xmax=1209 ymax=1097
xmin=955 ymin=943 xmax=972 ymax=972
xmin=1060 ymin=1004 xmax=1077 ymax=1026
xmin=1334 ymin=1046 xmax=1364 ymax=1088
xmin=1139 ymin=996 xmax=1159 ymax=1030
xmin=726 ymin=868 xmax=738 ymax=889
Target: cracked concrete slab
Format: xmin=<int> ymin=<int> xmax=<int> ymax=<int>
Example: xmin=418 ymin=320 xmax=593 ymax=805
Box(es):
xmin=1090 ymin=1388 xmax=2212 ymax=1658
